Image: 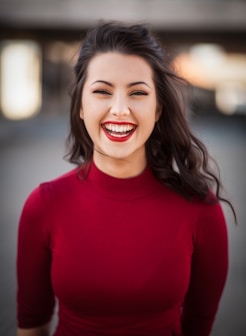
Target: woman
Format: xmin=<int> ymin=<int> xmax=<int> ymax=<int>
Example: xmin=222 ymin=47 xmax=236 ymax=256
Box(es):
xmin=17 ymin=21 xmax=235 ymax=336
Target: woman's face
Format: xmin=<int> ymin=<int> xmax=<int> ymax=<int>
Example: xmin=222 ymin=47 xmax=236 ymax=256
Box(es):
xmin=80 ymin=52 xmax=159 ymax=175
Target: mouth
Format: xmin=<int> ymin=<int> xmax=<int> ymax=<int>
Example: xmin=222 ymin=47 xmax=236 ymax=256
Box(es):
xmin=101 ymin=122 xmax=137 ymax=142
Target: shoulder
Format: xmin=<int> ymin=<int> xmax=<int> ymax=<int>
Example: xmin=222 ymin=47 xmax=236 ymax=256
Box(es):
xmin=41 ymin=166 xmax=79 ymax=192
xmin=21 ymin=167 xmax=79 ymax=214
xmin=162 ymin=185 xmax=227 ymax=233
xmin=169 ymin=186 xmax=225 ymax=223
xmin=193 ymin=198 xmax=228 ymax=246
xmin=39 ymin=166 xmax=83 ymax=201
xmin=196 ymin=191 xmax=226 ymax=227
xmin=19 ymin=168 xmax=80 ymax=235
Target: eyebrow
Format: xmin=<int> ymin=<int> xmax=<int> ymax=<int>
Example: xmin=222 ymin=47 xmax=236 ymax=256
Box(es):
xmin=91 ymin=80 xmax=151 ymax=88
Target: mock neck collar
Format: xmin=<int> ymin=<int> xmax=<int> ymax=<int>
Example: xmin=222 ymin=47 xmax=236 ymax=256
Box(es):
xmin=83 ymin=160 xmax=160 ymax=201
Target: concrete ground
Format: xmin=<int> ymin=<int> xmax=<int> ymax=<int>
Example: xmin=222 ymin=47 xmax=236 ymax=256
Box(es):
xmin=0 ymin=112 xmax=245 ymax=335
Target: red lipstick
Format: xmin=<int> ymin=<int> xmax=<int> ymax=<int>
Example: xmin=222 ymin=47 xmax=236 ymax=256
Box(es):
xmin=101 ymin=122 xmax=137 ymax=142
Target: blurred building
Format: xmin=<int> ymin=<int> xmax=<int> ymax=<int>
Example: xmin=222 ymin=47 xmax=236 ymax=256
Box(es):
xmin=0 ymin=0 xmax=246 ymax=119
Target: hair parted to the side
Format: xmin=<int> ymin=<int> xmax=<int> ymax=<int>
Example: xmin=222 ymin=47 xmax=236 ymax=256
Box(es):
xmin=66 ymin=20 xmax=236 ymax=220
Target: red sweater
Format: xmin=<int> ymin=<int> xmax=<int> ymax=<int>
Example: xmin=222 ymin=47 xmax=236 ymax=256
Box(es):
xmin=17 ymin=162 xmax=228 ymax=336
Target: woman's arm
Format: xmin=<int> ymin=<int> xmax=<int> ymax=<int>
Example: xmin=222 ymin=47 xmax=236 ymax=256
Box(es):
xmin=17 ymin=187 xmax=55 ymax=330
xmin=182 ymin=202 xmax=228 ymax=336
xmin=17 ymin=323 xmax=50 ymax=336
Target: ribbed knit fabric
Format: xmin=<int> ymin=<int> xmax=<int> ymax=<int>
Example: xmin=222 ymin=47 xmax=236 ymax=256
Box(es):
xmin=17 ymin=161 xmax=228 ymax=335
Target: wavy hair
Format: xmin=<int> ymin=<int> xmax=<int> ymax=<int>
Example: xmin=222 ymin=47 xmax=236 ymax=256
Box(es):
xmin=66 ymin=21 xmax=236 ymax=220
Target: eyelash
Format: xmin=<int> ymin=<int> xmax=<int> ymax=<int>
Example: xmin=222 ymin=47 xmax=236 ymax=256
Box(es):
xmin=93 ymin=90 xmax=111 ymax=95
xmin=131 ymin=91 xmax=148 ymax=96
xmin=93 ymin=90 xmax=148 ymax=96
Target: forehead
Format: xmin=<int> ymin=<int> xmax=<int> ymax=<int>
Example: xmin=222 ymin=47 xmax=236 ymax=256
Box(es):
xmin=86 ymin=52 xmax=154 ymax=82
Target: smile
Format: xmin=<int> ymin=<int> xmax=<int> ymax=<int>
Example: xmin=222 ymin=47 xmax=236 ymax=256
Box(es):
xmin=101 ymin=122 xmax=137 ymax=142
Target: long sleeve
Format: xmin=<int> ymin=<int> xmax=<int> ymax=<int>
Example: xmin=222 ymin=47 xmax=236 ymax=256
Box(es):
xmin=17 ymin=186 xmax=55 ymax=328
xmin=181 ymin=202 xmax=228 ymax=336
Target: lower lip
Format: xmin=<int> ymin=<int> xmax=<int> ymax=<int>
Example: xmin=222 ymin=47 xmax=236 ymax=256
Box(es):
xmin=102 ymin=128 xmax=136 ymax=142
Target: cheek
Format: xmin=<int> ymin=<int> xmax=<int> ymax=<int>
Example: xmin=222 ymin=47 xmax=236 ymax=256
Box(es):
xmin=82 ymin=97 xmax=108 ymax=117
xmin=142 ymin=102 xmax=158 ymax=125
xmin=138 ymin=115 xmax=157 ymax=140
xmin=82 ymin=111 xmax=102 ymax=139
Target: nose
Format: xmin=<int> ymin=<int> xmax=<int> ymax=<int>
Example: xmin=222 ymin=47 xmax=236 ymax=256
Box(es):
xmin=110 ymin=94 xmax=130 ymax=118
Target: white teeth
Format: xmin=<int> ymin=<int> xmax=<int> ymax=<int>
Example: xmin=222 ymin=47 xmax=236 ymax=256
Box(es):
xmin=104 ymin=123 xmax=134 ymax=133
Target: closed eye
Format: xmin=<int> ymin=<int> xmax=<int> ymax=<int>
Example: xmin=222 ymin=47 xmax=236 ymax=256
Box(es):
xmin=93 ymin=90 xmax=111 ymax=95
xmin=131 ymin=91 xmax=148 ymax=96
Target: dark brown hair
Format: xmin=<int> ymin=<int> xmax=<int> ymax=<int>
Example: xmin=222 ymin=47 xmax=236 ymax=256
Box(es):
xmin=66 ymin=21 xmax=236 ymax=220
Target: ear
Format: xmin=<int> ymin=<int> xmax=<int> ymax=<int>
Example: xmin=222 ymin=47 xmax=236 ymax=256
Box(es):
xmin=80 ymin=107 xmax=84 ymax=120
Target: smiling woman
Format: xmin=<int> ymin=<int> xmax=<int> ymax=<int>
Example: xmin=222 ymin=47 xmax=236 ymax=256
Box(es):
xmin=17 ymin=21 xmax=235 ymax=336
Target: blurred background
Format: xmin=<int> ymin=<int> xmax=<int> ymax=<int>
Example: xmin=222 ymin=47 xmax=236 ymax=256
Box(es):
xmin=0 ymin=0 xmax=245 ymax=335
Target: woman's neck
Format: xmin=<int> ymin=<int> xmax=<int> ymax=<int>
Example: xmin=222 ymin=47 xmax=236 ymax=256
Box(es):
xmin=92 ymin=152 xmax=147 ymax=179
